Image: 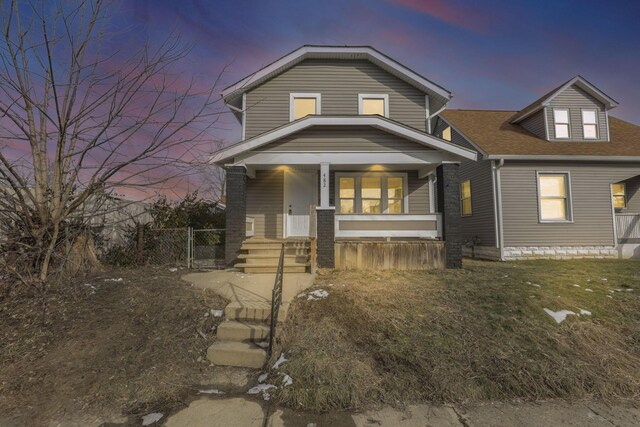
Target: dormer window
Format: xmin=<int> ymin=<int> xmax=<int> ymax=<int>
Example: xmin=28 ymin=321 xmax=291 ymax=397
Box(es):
xmin=358 ymin=94 xmax=389 ymax=117
xmin=582 ymin=110 xmax=598 ymax=139
xmin=290 ymin=93 xmax=321 ymax=121
xmin=553 ymin=109 xmax=570 ymax=139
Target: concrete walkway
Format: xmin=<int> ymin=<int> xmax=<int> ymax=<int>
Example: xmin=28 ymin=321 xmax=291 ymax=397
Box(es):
xmin=183 ymin=269 xmax=315 ymax=305
xmin=160 ymin=397 xmax=640 ymax=427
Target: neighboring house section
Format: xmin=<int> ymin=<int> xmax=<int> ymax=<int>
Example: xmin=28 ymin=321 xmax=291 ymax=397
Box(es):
xmin=214 ymin=46 xmax=477 ymax=271
xmin=440 ymin=75 xmax=640 ymax=260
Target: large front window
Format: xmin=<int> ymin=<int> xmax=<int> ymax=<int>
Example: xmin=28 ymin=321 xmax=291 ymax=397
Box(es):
xmin=538 ymin=173 xmax=572 ymax=221
xmin=336 ymin=174 xmax=405 ymax=214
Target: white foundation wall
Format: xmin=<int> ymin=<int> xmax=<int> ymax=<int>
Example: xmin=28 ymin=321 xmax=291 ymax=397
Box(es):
xmin=502 ymin=246 xmax=617 ymax=260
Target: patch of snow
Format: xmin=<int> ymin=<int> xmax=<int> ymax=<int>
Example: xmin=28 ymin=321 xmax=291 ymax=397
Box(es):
xmin=526 ymin=281 xmax=532 ymax=285
xmin=543 ymin=308 xmax=576 ymax=324
xmin=258 ymin=373 xmax=268 ymax=383
xmin=199 ymin=389 xmax=225 ymax=395
xmin=579 ymin=309 xmax=592 ymax=316
xmin=247 ymin=383 xmax=276 ymax=400
xmin=272 ymin=353 xmax=288 ymax=370
xmin=168 ymin=267 xmax=178 ymax=272
xmin=282 ymin=374 xmax=293 ymax=387
xmin=573 ymin=284 xmax=580 ymax=288
xmin=142 ymin=413 xmax=163 ymax=426
xmin=211 ymin=309 xmax=224 ymax=317
xmin=531 ymin=284 xmax=541 ymax=288
xmin=104 ymin=278 xmax=123 ymax=282
xmin=83 ymin=283 xmax=97 ymax=294
xmin=503 ymin=274 xmax=509 ymax=278
xmin=615 ymin=288 xmax=633 ymax=292
xmin=307 ymin=289 xmax=329 ymax=301
xmin=602 ymin=278 xmax=608 ymax=281
xmin=607 ymin=295 xmax=613 ymax=299
xmin=255 ymin=341 xmax=269 ymax=348
xmin=585 ymin=289 xmax=593 ymax=292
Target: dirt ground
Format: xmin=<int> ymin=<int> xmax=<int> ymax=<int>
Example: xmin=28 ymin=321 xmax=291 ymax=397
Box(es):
xmin=0 ymin=266 xmax=229 ymax=426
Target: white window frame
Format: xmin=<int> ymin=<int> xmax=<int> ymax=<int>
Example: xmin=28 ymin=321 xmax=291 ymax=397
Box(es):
xmin=581 ymin=109 xmax=599 ymax=139
xmin=289 ymin=93 xmax=321 ymax=121
xmin=536 ymin=171 xmax=574 ymax=223
xmin=358 ymin=94 xmax=389 ymax=117
xmin=335 ymin=172 xmax=408 ymax=214
xmin=553 ymin=108 xmax=571 ymax=139
xmin=611 ymin=182 xmax=626 ymax=210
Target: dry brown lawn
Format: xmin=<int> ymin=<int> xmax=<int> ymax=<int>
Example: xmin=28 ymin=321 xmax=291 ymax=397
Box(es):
xmin=0 ymin=266 xmax=228 ymax=426
xmin=274 ymin=259 xmax=640 ymax=411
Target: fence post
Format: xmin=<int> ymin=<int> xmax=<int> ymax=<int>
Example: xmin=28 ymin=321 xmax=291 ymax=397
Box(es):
xmin=187 ymin=227 xmax=192 ymax=269
xmin=136 ymin=224 xmax=144 ymax=263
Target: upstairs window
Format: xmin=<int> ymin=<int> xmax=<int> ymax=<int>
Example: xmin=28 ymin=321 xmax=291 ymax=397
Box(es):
xmin=612 ymin=183 xmax=626 ymax=209
xmin=358 ymin=94 xmax=389 ymax=117
xmin=442 ymin=126 xmax=452 ymax=141
xmin=290 ymin=93 xmax=320 ymax=121
xmin=538 ymin=173 xmax=572 ymax=222
xmin=582 ymin=110 xmax=598 ymax=139
xmin=553 ymin=109 xmax=570 ymax=139
xmin=460 ymin=180 xmax=472 ymax=216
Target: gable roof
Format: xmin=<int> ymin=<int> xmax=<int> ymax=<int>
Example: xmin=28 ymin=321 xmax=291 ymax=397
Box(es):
xmin=442 ymin=109 xmax=640 ymax=159
xmin=221 ymin=45 xmax=452 ymax=106
xmin=211 ymin=115 xmax=477 ymax=165
xmin=510 ymin=76 xmax=619 ymax=124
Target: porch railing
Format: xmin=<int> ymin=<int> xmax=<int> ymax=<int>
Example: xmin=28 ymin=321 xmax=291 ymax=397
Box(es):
xmin=334 ymin=214 xmax=442 ymax=239
xmin=616 ymin=213 xmax=640 ymax=242
xmin=266 ymin=243 xmax=285 ymax=361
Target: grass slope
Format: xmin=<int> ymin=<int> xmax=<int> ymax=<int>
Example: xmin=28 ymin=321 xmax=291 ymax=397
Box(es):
xmin=275 ymin=259 xmax=640 ymax=411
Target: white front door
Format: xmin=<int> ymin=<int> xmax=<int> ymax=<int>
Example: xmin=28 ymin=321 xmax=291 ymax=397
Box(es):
xmin=285 ymin=170 xmax=317 ymax=237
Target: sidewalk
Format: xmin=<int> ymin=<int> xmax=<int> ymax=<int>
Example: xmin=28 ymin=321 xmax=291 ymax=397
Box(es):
xmin=162 ymin=396 xmax=640 ymax=427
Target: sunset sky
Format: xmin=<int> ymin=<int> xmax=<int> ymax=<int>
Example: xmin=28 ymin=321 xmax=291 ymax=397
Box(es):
xmin=3 ymin=0 xmax=639 ymax=200
xmin=121 ymin=0 xmax=640 ymax=146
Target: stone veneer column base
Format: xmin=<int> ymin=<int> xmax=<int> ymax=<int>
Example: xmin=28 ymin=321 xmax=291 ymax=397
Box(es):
xmin=502 ymin=246 xmax=617 ymax=260
xmin=316 ymin=208 xmax=335 ymax=268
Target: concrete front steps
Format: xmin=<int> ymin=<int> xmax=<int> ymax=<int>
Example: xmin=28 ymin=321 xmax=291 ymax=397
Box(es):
xmin=235 ymin=239 xmax=310 ymax=273
xmin=207 ymin=301 xmax=289 ymax=369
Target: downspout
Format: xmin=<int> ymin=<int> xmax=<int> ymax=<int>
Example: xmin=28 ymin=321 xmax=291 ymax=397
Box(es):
xmin=491 ymin=159 xmax=505 ymax=260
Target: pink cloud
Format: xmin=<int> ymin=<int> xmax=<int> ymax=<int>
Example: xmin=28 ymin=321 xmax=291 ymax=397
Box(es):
xmin=388 ymin=0 xmax=493 ymax=34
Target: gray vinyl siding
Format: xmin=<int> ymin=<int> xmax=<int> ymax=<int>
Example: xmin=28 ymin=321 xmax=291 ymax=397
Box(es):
xmin=546 ymin=85 xmax=609 ymax=141
xmin=500 ymin=161 xmax=640 ymax=247
xmin=459 ymin=160 xmax=496 ymax=246
xmin=246 ymin=169 xmax=283 ymax=239
xmin=245 ymin=59 xmax=427 ymax=138
xmin=620 ymin=175 xmax=640 ymax=213
xmin=255 ymin=126 xmax=432 ymax=152
xmin=520 ymin=111 xmax=546 ymax=139
xmin=432 ymin=116 xmax=477 ymax=151
xmin=328 ymin=170 xmax=430 ymax=214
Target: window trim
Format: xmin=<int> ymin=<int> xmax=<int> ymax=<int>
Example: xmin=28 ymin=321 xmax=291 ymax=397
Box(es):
xmin=460 ymin=179 xmax=472 ymax=217
xmin=358 ymin=94 xmax=390 ymax=117
xmin=536 ymin=171 xmax=574 ymax=223
xmin=289 ymin=93 xmax=321 ymax=121
xmin=335 ymin=172 xmax=408 ymax=214
xmin=581 ymin=108 xmax=599 ymax=140
xmin=553 ymin=108 xmax=571 ymax=139
xmin=611 ymin=182 xmax=627 ymax=210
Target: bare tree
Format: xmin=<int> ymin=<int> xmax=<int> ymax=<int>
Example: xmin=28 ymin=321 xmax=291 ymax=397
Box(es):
xmin=0 ymin=0 xmax=224 ymax=285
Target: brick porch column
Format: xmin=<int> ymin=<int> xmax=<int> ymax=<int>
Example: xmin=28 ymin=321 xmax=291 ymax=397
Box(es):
xmin=436 ymin=163 xmax=462 ymax=269
xmin=316 ymin=208 xmax=335 ymax=268
xmin=225 ymin=165 xmax=247 ymax=266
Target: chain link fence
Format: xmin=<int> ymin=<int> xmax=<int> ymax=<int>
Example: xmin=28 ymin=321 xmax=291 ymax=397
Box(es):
xmin=94 ymin=224 xmax=225 ymax=269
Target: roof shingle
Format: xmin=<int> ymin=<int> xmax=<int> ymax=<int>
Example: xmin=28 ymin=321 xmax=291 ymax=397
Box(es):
xmin=441 ymin=109 xmax=640 ymax=157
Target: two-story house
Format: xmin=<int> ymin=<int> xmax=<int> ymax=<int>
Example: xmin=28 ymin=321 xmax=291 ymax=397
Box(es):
xmin=434 ymin=76 xmax=640 ymax=261
xmin=213 ymin=45 xmax=477 ymax=271
xmin=213 ymin=46 xmax=640 ymax=271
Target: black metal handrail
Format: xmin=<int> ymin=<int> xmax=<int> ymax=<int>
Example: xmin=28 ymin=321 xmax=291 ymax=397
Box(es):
xmin=267 ymin=243 xmax=285 ymax=359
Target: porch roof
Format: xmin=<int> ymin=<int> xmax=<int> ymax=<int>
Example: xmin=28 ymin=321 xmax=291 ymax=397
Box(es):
xmin=211 ymin=115 xmax=478 ymax=166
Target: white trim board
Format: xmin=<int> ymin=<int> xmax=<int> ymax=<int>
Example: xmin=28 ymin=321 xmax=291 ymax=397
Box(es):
xmin=211 ymin=116 xmax=477 ymax=164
